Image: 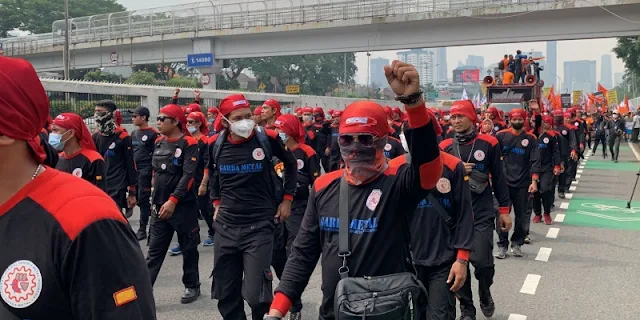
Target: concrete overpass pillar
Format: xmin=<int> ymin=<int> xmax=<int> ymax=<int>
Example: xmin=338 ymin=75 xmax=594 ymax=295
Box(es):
xmin=191 ymin=39 xmax=221 ymax=90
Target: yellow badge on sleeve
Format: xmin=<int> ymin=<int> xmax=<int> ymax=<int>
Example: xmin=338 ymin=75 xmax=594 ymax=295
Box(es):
xmin=191 ymin=157 xmax=197 ymax=161
xmin=96 ymin=176 xmax=103 ymax=181
xmin=113 ymin=286 xmax=137 ymax=307
xmin=464 ymin=175 xmax=469 ymax=181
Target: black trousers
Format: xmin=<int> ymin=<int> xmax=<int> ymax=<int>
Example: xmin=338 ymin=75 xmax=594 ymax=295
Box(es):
xmin=632 ymin=128 xmax=639 ymax=143
xmin=271 ymin=204 xmax=305 ymax=313
xmin=557 ymin=160 xmax=569 ymax=193
xmin=212 ymin=219 xmax=275 ymax=320
xmin=146 ymin=200 xmax=201 ymax=288
xmin=592 ymin=134 xmax=607 ymax=156
xmin=108 ymin=188 xmax=127 ymax=210
xmin=136 ymin=167 xmax=153 ymax=228
xmin=416 ymin=263 xmax=456 ymax=320
xmin=498 ymin=186 xmax=529 ymax=248
xmin=458 ymin=219 xmax=495 ymax=317
xmin=197 ymin=194 xmax=214 ymax=237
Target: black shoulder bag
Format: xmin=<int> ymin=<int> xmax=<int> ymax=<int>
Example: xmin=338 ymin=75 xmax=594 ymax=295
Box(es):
xmin=333 ymin=177 xmax=427 ymax=320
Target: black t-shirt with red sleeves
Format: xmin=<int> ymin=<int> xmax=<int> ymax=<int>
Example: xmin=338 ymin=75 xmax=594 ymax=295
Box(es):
xmin=92 ymin=129 xmax=137 ymax=193
xmin=152 ymin=135 xmax=198 ymax=205
xmin=536 ymin=130 xmax=561 ymax=173
xmin=383 ymin=136 xmax=406 ymax=160
xmin=554 ymin=124 xmax=577 ymax=160
xmin=55 ymin=149 xmax=107 ymax=192
xmin=390 ymin=152 xmax=474 ymax=267
xmin=440 ymin=134 xmax=510 ymax=221
xmin=0 ymin=169 xmax=155 ymax=320
xmin=193 ymin=135 xmax=209 ymax=184
xmin=274 ymin=106 xmax=442 ymax=320
xmin=131 ymin=127 xmax=159 ymax=168
xmin=209 ymin=130 xmax=298 ymax=226
xmin=283 ymin=143 xmax=320 ymax=204
xmin=495 ymin=129 xmax=541 ymax=188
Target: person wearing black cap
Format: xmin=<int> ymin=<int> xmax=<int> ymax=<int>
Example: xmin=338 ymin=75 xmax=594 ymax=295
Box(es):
xmin=92 ymin=100 xmax=137 ymax=217
xmin=130 ymin=106 xmax=159 ymax=240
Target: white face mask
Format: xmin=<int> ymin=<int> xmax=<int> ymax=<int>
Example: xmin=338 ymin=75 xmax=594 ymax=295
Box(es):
xmin=229 ymin=118 xmax=255 ymax=138
xmin=278 ymin=132 xmax=288 ymax=143
xmin=400 ymin=133 xmax=409 ymax=152
xmin=187 ymin=126 xmax=197 ymax=134
xmin=613 ymin=114 xmax=619 ymax=119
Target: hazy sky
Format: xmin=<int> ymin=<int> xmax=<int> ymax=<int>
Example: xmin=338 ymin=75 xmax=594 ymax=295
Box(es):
xmin=115 ymin=0 xmax=627 ymax=87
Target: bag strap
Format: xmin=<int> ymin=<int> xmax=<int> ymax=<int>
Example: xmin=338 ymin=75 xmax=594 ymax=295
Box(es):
xmin=212 ymin=129 xmax=228 ymax=168
xmin=254 ymin=126 xmax=275 ymax=163
xmin=338 ymin=176 xmax=351 ymax=280
xmin=405 ymin=154 xmax=454 ymax=229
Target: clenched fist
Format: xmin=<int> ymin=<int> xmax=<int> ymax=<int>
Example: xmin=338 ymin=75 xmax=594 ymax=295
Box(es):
xmin=384 ymin=61 xmax=421 ymax=97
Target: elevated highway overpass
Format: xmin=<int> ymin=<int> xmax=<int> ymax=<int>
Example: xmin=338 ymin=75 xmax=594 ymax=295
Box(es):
xmin=4 ymin=0 xmax=640 ymax=72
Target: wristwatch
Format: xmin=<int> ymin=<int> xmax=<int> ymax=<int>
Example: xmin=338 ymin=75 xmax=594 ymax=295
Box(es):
xmin=395 ymin=90 xmax=424 ymax=105
xmin=456 ymin=258 xmax=468 ymax=266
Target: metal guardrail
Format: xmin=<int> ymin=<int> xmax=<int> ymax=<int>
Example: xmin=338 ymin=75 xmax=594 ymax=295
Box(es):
xmin=1 ymin=0 xmax=561 ymax=56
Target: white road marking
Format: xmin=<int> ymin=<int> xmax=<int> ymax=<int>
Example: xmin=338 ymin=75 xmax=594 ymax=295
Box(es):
xmin=508 ymin=314 xmax=528 ymax=320
xmin=560 ymin=202 xmax=570 ymax=209
xmin=554 ymin=213 xmax=566 ymax=222
xmin=520 ymin=274 xmax=542 ymax=295
xmin=571 ymin=180 xmax=579 ymax=185
xmin=569 ymin=186 xmax=577 ymax=191
xmin=629 ymin=141 xmax=640 ymax=161
xmin=535 ymin=247 xmax=553 ymax=262
xmin=565 ymin=193 xmax=573 ymax=199
xmin=546 ymin=228 xmax=560 ymax=239
xmin=578 ymin=165 xmax=585 ymax=169
xmin=575 ymin=174 xmax=581 ymax=179
xmin=577 ymin=169 xmax=583 ymax=174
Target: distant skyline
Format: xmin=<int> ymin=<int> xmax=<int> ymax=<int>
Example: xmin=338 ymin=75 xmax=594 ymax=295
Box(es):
xmin=355 ymin=38 xmax=625 ymax=89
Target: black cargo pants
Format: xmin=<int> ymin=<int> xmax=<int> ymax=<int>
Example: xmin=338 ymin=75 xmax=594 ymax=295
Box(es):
xmin=195 ymin=178 xmax=214 ymax=238
xmin=458 ymin=217 xmax=495 ymax=317
xmin=146 ymin=200 xmax=201 ymax=288
xmin=212 ymin=219 xmax=275 ymax=320
xmin=416 ymin=263 xmax=456 ymax=320
xmin=498 ymin=186 xmax=529 ymax=248
xmin=136 ymin=167 xmax=153 ymax=229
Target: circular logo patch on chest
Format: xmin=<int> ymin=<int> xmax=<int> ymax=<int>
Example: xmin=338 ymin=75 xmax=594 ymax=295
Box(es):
xmin=108 ymin=142 xmax=116 ymax=150
xmin=253 ymin=148 xmax=265 ymax=161
xmin=562 ymin=130 xmax=567 ymax=135
xmin=72 ymin=168 xmax=83 ymax=178
xmin=141 ymin=135 xmax=148 ymax=142
xmin=474 ymin=150 xmax=485 ymax=161
xmin=1 ymin=260 xmax=43 ymax=309
xmin=543 ymin=137 xmax=550 ymax=144
xmin=174 ymin=148 xmax=182 ymax=158
xmin=436 ymin=178 xmax=452 ymax=194
xmin=384 ymin=143 xmax=392 ymax=151
xmin=521 ymin=139 xmax=529 ymax=147
xmin=297 ymin=159 xmax=304 ymax=170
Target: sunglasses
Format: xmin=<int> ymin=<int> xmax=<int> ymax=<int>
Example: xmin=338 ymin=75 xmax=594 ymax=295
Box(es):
xmin=157 ymin=116 xmax=174 ymax=122
xmin=187 ymin=120 xmax=197 ymax=125
xmin=339 ymin=134 xmax=375 ymax=147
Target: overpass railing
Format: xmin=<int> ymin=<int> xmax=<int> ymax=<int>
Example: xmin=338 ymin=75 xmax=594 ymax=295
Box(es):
xmin=2 ymin=0 xmax=558 ymax=56
xmin=40 ymin=78 xmax=401 ymax=126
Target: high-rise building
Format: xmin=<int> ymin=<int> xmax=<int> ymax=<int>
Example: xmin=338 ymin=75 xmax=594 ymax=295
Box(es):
xmin=615 ymin=72 xmax=624 ymax=87
xmin=436 ymin=47 xmax=448 ymax=83
xmin=397 ymin=49 xmax=435 ymax=87
xmin=466 ymin=55 xmax=485 ymax=70
xmin=564 ymin=60 xmax=597 ymax=92
xmin=600 ymin=54 xmax=613 ymax=89
xmin=543 ymin=41 xmax=557 ymax=88
xmin=369 ymin=57 xmax=389 ymax=88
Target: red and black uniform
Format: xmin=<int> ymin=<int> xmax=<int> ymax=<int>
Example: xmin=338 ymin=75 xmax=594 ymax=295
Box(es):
xmin=309 ymin=121 xmax=332 ymax=171
xmin=147 ymin=133 xmax=201 ymax=290
xmin=383 ymin=136 xmax=406 ymax=160
xmin=0 ymin=169 xmax=156 ymax=319
xmin=131 ymin=127 xmax=159 ymax=234
xmin=440 ymin=132 xmax=510 ymax=317
xmin=391 ymin=152 xmax=474 ymax=320
xmin=207 ymin=94 xmax=298 ymax=320
xmin=531 ymin=129 xmax=561 ymax=219
xmin=56 ymin=149 xmax=107 ymax=192
xmin=271 ymin=103 xmax=442 ymax=320
xmin=555 ymin=121 xmax=577 ymax=195
xmin=495 ymin=128 xmax=541 ymax=248
xmin=93 ymin=128 xmax=137 ymax=209
xmin=39 ymin=128 xmax=59 ymax=167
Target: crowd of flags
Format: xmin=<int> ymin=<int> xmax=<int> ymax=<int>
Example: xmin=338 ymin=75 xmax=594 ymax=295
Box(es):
xmin=459 ymin=84 xmax=636 ymax=114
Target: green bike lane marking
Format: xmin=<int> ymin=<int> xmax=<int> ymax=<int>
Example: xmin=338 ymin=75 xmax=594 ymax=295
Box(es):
xmin=584 ymin=159 xmax=640 ymax=172
xmin=563 ymin=196 xmax=640 ymax=231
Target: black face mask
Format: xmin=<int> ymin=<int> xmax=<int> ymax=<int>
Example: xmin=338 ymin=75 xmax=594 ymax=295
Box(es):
xmin=554 ymin=118 xmax=563 ymax=125
xmin=511 ymin=122 xmax=524 ymax=130
xmin=454 ymin=126 xmax=477 ymax=145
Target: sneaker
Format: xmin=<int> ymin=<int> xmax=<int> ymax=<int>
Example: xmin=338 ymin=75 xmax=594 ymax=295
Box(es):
xmin=559 ymin=192 xmax=565 ymax=199
xmin=615 ymin=159 xmax=619 ymax=163
xmin=532 ymin=215 xmax=542 ymax=223
xmin=288 ymin=312 xmax=302 ymax=320
xmin=168 ymin=245 xmax=182 ymax=256
xmin=180 ymin=287 xmax=200 ymax=304
xmin=202 ymin=236 xmax=214 ymax=246
xmin=480 ymin=295 xmax=495 ymax=318
xmin=524 ymin=236 xmax=531 ymax=244
xmin=494 ymin=246 xmax=507 ymax=259
xmin=135 ymin=228 xmax=147 ymax=241
xmin=511 ymin=245 xmax=523 ymax=257
xmin=543 ymin=213 xmax=553 ymax=225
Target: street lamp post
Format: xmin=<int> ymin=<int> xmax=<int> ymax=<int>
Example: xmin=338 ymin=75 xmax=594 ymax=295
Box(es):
xmin=63 ymin=0 xmax=70 ymax=80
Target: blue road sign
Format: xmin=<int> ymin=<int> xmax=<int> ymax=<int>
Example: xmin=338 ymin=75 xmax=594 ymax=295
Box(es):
xmin=187 ymin=53 xmax=214 ymax=67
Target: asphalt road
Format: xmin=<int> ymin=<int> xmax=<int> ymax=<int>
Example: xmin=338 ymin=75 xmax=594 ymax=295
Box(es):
xmin=132 ymin=142 xmax=640 ymax=320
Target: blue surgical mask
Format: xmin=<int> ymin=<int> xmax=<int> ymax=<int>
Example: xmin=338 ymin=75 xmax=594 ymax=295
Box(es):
xmin=48 ymin=133 xmax=64 ymax=151
xmin=188 ymin=126 xmax=197 ymax=134
xmin=279 ymin=132 xmax=289 ymax=143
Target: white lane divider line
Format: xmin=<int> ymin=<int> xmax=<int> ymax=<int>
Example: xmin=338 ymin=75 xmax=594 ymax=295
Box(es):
xmin=629 ymin=141 xmax=640 ymax=161
xmin=535 ymin=247 xmax=553 ymax=262
xmin=577 ymin=169 xmax=583 ymax=174
xmin=575 ymin=174 xmax=581 ymax=179
xmin=520 ymin=274 xmax=542 ymax=295
xmin=565 ymin=193 xmax=573 ymax=199
xmin=571 ymin=180 xmax=579 ymax=185
xmin=569 ymin=186 xmax=577 ymax=191
xmin=554 ymin=213 xmax=566 ymax=222
xmin=578 ymin=165 xmax=585 ymax=169
xmin=546 ymin=228 xmax=560 ymax=239
xmin=560 ymin=202 xmax=570 ymax=209
xmin=508 ymin=314 xmax=528 ymax=320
